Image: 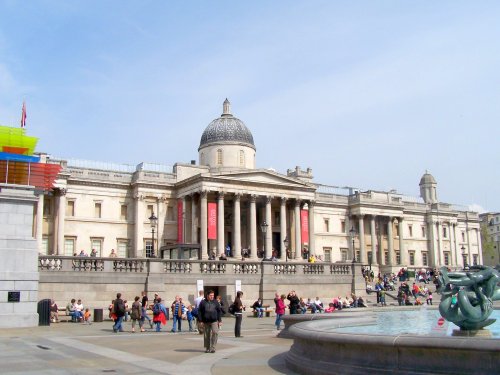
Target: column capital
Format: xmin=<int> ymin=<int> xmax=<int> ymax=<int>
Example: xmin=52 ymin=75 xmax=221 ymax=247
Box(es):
xmin=217 ymin=191 xmax=225 ymax=200
xmin=200 ymin=190 xmax=208 ymax=198
xmin=134 ymin=193 xmax=144 ymax=200
xmin=294 ymin=199 xmax=301 ymax=208
xmin=280 ymin=196 xmax=287 ymax=205
xmin=250 ymin=194 xmax=257 ymax=203
xmin=358 ymin=213 xmax=365 ymax=219
xmin=266 ymin=195 xmax=273 ymax=204
xmin=234 ymin=192 xmax=241 ymax=201
xmin=56 ymin=188 xmax=67 ymax=196
xmin=308 ymin=200 xmax=316 ymax=208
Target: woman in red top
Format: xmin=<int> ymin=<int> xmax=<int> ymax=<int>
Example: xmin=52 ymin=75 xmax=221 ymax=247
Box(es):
xmin=274 ymin=294 xmax=286 ymax=330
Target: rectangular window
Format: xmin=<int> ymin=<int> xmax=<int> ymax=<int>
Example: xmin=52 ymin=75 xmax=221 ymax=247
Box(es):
xmin=90 ymin=238 xmax=103 ymax=257
xmin=147 ymin=204 xmax=154 ymax=219
xmin=340 ymin=248 xmax=348 ymax=262
xmin=42 ymin=236 xmax=49 ymax=255
xmin=409 ymin=251 xmax=415 ymax=266
xmin=473 ymin=254 xmax=478 ymax=266
xmin=444 ymin=251 xmax=450 ymax=266
xmin=323 ymin=247 xmax=332 ymax=262
xmin=395 ymin=251 xmax=401 ymax=265
xmin=64 ymin=237 xmax=75 ymax=256
xmin=94 ymin=202 xmax=102 ymax=218
xmin=274 ymin=211 xmax=280 ymax=226
xmin=443 ymin=227 xmax=447 ymax=238
xmin=117 ymin=240 xmax=128 ymax=258
xmin=120 ymin=205 xmax=128 ymax=220
xmin=422 ymin=252 xmax=428 ymax=266
xmin=356 ymin=251 xmax=360 ymax=262
xmin=167 ymin=205 xmax=174 ymax=221
xmin=341 ymin=220 xmax=346 ymax=233
xmin=43 ymin=197 xmax=52 ymax=216
xmin=408 ymin=225 xmax=413 ymax=237
xmin=421 ymin=226 xmax=426 ymax=238
xmin=324 ymin=218 xmax=330 ymax=232
xmin=462 ymin=254 xmax=468 ymax=266
xmin=461 ymin=232 xmax=465 ymax=242
xmin=384 ymin=251 xmax=389 ymax=264
xmin=66 ymin=200 xmax=75 ymax=217
xmin=145 ymin=240 xmax=154 ymax=258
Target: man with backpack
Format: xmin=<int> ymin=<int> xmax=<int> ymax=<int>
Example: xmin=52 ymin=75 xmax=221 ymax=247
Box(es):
xmin=112 ymin=293 xmax=126 ymax=333
xmin=199 ymin=290 xmax=223 ymax=353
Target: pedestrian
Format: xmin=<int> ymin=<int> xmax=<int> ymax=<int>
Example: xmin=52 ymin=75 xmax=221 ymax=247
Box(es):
xmin=233 ymin=291 xmax=245 ymax=337
xmin=112 ymin=293 xmax=126 ymax=333
xmin=130 ymin=296 xmax=144 ymax=332
xmin=141 ymin=291 xmax=153 ymax=329
xmin=199 ymin=289 xmax=223 ymax=353
xmin=275 ymin=293 xmax=286 ymax=330
xmin=194 ymin=290 xmax=205 ymax=334
xmin=152 ymin=298 xmax=168 ymax=332
xmin=170 ymin=295 xmax=184 ymax=332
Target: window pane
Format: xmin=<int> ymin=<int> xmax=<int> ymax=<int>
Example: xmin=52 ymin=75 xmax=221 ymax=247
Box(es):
xmin=91 ymin=239 xmax=102 ymax=256
xmin=64 ymin=238 xmax=75 ymax=256
xmin=117 ymin=241 xmax=128 ymax=257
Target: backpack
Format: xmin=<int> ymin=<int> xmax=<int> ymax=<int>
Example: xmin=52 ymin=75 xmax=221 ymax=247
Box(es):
xmin=228 ymin=303 xmax=236 ymax=315
xmin=153 ymin=303 xmax=161 ymax=316
xmin=115 ymin=300 xmax=126 ymax=316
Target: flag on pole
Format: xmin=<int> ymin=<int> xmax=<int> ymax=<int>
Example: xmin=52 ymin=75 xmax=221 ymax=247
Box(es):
xmin=20 ymin=101 xmax=27 ymax=128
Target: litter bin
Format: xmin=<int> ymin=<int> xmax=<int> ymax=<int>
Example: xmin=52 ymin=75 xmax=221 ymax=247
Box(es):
xmin=94 ymin=308 xmax=103 ymax=323
xmin=38 ymin=299 xmax=51 ymax=326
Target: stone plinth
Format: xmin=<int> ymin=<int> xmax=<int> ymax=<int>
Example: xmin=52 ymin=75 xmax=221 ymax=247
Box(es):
xmin=0 ymin=186 xmax=39 ymax=328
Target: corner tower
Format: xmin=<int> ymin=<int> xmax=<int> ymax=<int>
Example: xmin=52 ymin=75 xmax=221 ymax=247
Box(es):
xmin=198 ymin=99 xmax=256 ymax=170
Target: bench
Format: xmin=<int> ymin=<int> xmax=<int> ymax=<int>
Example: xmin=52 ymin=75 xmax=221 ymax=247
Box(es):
xmin=252 ymin=305 xmax=273 ymax=317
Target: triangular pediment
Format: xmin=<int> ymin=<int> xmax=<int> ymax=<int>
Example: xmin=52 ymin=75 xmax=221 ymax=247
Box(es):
xmin=209 ymin=169 xmax=314 ymax=189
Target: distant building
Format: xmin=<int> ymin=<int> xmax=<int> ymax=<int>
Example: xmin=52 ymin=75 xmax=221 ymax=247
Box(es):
xmin=35 ymin=99 xmax=482 ymax=270
xmin=479 ymin=212 xmax=500 ymax=266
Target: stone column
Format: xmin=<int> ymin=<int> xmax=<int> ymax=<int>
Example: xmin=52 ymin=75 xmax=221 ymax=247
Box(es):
xmin=233 ymin=193 xmax=241 ymax=258
xmin=378 ymin=218 xmax=385 ymax=266
xmin=308 ymin=201 xmax=316 ymax=256
xmin=265 ymin=196 xmax=272 ymax=259
xmin=294 ymin=199 xmax=301 ymax=260
xmin=370 ymin=216 xmax=378 ymax=265
xmin=437 ymin=220 xmax=443 ymax=266
xmin=191 ymin=194 xmax=197 ymax=243
xmin=450 ymin=222 xmax=456 ymax=266
xmin=428 ymin=218 xmax=437 ymax=267
xmin=250 ymin=195 xmax=258 ymax=260
xmin=280 ymin=197 xmax=287 ymax=261
xmin=56 ymin=189 xmax=66 ymax=255
xmin=217 ymin=192 xmax=224 ymax=256
xmin=358 ymin=215 xmax=365 ymax=263
xmin=200 ymin=191 xmax=208 ymax=260
xmin=36 ymin=193 xmax=44 ymax=254
xmin=399 ymin=217 xmax=405 ymax=265
xmin=387 ymin=216 xmax=394 ymax=266
xmin=133 ymin=194 xmax=145 ymax=258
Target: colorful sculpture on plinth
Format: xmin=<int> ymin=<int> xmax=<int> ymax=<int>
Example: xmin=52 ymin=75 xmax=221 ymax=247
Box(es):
xmin=0 ymin=125 xmax=61 ymax=190
xmin=438 ymin=265 xmax=500 ymax=330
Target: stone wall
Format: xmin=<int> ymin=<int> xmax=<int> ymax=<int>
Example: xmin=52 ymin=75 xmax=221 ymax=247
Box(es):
xmin=38 ymin=257 xmax=360 ymax=311
xmin=0 ymin=186 xmax=39 ymax=328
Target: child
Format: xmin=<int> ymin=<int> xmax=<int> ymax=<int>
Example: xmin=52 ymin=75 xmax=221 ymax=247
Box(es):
xmin=83 ymin=308 xmax=92 ymax=324
xmin=186 ymin=305 xmax=195 ymax=332
xmin=426 ymin=291 xmax=433 ymax=305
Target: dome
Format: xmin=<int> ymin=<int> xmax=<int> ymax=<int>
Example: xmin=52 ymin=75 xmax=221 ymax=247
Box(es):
xmin=198 ymin=99 xmax=255 ymax=151
xmin=419 ymin=171 xmax=437 ymax=186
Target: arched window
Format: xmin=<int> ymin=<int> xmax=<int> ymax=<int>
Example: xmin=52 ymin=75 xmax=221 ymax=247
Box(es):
xmin=200 ymin=152 xmax=205 ymax=165
xmin=239 ymin=150 xmax=245 ymax=167
xmin=217 ymin=149 xmax=223 ymax=165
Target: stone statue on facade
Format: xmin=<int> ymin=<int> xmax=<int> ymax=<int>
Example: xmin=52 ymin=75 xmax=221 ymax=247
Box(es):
xmin=437 ymin=265 xmax=500 ymax=330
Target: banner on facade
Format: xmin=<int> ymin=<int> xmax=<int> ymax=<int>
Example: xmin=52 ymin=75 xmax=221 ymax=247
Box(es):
xmin=177 ymin=200 xmax=183 ymax=243
xmin=301 ymin=209 xmax=309 ymax=244
xmin=208 ymin=202 xmax=217 ymax=240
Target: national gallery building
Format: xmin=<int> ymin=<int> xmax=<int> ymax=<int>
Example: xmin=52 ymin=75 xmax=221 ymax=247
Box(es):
xmin=37 ymin=100 xmax=482 ymax=271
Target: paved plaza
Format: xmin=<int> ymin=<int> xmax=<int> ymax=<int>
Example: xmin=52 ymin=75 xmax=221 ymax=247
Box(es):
xmin=1 ymin=316 xmax=296 ymax=375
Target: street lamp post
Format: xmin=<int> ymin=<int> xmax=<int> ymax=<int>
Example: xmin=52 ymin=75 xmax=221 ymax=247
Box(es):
xmin=260 ymin=220 xmax=268 ymax=259
xmin=149 ymin=212 xmax=158 ymax=258
xmin=368 ymin=250 xmax=372 ymax=270
xmin=461 ymin=245 xmax=468 ymax=268
xmin=349 ymin=226 xmax=357 ymax=263
xmin=283 ymin=236 xmax=289 ymax=262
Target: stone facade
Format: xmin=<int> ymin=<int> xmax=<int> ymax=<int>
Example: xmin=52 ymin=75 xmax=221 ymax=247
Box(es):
xmin=479 ymin=212 xmax=500 ymax=266
xmin=35 ymin=100 xmax=482 ymax=273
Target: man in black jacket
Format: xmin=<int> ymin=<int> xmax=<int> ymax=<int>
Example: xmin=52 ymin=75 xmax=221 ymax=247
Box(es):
xmin=287 ymin=290 xmax=300 ymax=314
xmin=113 ymin=292 xmax=126 ymax=332
xmin=199 ymin=290 xmax=223 ymax=353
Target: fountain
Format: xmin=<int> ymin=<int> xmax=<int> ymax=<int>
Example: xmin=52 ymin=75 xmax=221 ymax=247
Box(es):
xmin=284 ymin=266 xmax=500 ymax=374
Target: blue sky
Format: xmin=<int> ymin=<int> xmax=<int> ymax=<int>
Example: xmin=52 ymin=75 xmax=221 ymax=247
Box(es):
xmin=1 ymin=1 xmax=499 ymax=211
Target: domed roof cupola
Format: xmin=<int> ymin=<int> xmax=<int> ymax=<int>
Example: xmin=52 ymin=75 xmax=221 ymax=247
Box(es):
xmin=198 ymin=99 xmax=256 ymax=170
xmin=419 ymin=171 xmax=438 ymax=204
xmin=199 ymin=99 xmax=256 ymax=151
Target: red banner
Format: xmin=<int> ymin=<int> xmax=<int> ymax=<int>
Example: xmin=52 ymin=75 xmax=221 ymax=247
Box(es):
xmin=177 ymin=200 xmax=183 ymax=243
xmin=300 ymin=209 xmax=309 ymax=244
xmin=207 ymin=202 xmax=217 ymax=240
